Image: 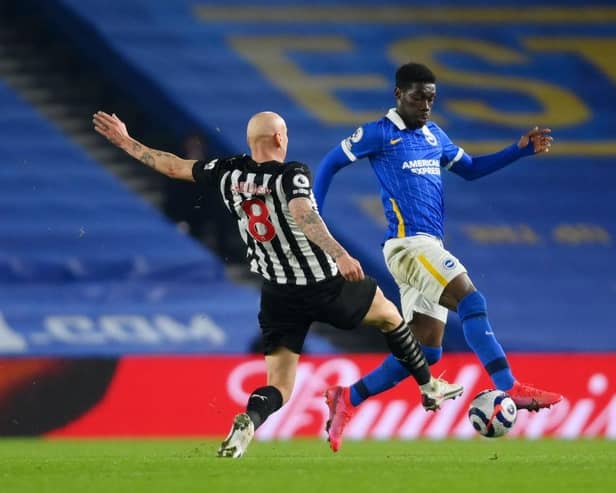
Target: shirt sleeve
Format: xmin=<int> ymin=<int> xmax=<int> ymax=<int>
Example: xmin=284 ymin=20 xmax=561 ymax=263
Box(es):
xmin=431 ymin=124 xmax=465 ymax=169
xmin=313 ymin=145 xmax=352 ymax=213
xmin=449 ymin=143 xmax=530 ymax=181
xmin=339 ymin=121 xmax=384 ymax=161
xmin=192 ymin=157 xmax=222 ymax=187
xmin=281 ymin=162 xmax=313 ymax=203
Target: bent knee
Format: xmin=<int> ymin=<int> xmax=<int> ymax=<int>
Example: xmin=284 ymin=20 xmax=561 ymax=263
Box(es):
xmin=457 ymin=290 xmax=488 ymax=320
xmin=362 ymin=288 xmax=403 ymax=331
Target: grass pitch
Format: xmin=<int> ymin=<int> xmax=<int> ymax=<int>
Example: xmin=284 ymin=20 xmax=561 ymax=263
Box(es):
xmin=1 ymin=438 xmax=614 ymax=493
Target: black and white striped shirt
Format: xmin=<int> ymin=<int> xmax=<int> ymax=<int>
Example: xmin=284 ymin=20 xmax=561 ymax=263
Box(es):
xmin=192 ymin=155 xmax=338 ymax=285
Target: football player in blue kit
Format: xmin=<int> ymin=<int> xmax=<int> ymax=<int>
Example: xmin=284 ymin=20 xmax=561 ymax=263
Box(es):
xmin=314 ymin=63 xmax=562 ymax=433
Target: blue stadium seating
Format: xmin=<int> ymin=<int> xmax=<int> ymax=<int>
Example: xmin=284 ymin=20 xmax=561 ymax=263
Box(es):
xmin=0 ymin=80 xmax=226 ymax=283
xmin=0 ymin=81 xmax=336 ymax=355
xmin=29 ymin=0 xmax=616 ymax=351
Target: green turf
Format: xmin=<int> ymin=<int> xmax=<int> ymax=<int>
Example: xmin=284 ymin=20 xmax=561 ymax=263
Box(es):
xmin=1 ymin=438 xmax=614 ymax=493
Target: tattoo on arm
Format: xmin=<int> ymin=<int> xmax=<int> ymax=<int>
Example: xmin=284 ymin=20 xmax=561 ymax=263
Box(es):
xmin=139 ymin=152 xmax=156 ymax=169
xmin=124 ymin=137 xmax=194 ymax=180
xmin=294 ymin=205 xmax=345 ymax=259
xmin=153 ymin=150 xmax=179 ymax=160
xmin=137 ymin=149 xmax=181 ymax=170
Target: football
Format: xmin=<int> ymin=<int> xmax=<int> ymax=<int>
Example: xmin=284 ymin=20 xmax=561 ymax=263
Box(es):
xmin=468 ymin=389 xmax=517 ymax=438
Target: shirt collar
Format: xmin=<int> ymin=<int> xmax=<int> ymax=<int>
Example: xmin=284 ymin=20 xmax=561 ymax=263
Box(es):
xmin=386 ymin=108 xmax=407 ymax=130
xmin=386 ymin=108 xmax=427 ymax=132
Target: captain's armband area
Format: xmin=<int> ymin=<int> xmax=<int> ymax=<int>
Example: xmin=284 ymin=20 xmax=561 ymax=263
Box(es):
xmin=282 ymin=163 xmax=313 ymax=202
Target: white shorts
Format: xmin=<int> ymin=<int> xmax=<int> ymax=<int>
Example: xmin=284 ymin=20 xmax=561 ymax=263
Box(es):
xmin=382 ymin=235 xmax=467 ymax=323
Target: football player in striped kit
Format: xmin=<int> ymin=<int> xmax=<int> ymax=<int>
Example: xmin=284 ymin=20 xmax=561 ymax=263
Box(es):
xmin=93 ymin=110 xmax=463 ymax=457
xmin=314 ymin=63 xmax=563 ymax=416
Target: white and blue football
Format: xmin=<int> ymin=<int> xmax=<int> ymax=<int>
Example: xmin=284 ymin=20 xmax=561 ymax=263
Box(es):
xmin=468 ymin=389 xmax=517 ymax=438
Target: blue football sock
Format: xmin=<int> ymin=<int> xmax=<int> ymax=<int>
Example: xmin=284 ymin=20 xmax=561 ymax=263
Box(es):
xmin=421 ymin=345 xmax=442 ymax=365
xmin=458 ymin=291 xmax=515 ymax=390
xmin=349 ymin=354 xmax=410 ymax=406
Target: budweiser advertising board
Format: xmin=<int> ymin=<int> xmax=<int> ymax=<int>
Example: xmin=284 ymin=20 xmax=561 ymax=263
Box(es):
xmin=47 ymin=354 xmax=615 ymax=439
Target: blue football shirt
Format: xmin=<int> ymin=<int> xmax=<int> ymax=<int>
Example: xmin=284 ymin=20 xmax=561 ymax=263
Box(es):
xmin=339 ymin=108 xmax=464 ymax=240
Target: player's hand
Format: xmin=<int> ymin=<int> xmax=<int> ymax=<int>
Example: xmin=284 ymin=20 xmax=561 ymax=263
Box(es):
xmin=517 ymin=126 xmax=553 ymax=154
xmin=335 ymin=252 xmax=365 ymax=282
xmin=92 ymin=111 xmax=130 ymax=148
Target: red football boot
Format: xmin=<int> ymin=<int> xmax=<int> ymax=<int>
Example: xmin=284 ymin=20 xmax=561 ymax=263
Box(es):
xmin=324 ymin=386 xmax=354 ymax=452
xmin=507 ymin=381 xmax=563 ymax=412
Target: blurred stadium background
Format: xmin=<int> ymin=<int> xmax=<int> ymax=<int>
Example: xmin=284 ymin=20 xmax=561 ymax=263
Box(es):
xmin=0 ymin=0 xmax=615 ymax=442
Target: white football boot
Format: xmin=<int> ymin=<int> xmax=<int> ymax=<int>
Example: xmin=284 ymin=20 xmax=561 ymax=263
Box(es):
xmin=216 ymin=413 xmax=255 ymax=458
xmin=421 ymin=376 xmax=464 ymax=411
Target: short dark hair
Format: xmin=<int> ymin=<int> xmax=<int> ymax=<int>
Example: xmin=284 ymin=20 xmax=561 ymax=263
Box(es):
xmin=395 ymin=63 xmax=436 ymax=90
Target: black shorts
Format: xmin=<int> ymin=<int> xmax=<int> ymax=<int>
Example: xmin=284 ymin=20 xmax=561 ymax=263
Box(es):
xmin=258 ymin=275 xmax=378 ymax=355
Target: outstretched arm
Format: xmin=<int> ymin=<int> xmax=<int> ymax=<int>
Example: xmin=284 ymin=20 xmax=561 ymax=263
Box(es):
xmin=313 ymin=146 xmax=354 ymax=212
xmin=449 ymin=127 xmax=553 ymax=181
xmin=288 ymin=197 xmax=364 ymax=282
xmin=92 ymin=111 xmax=197 ymax=181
